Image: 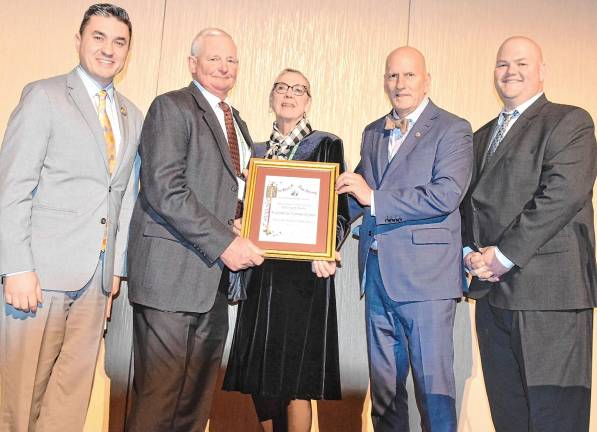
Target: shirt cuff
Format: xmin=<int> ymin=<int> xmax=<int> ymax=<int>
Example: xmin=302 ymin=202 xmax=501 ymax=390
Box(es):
xmin=462 ymin=247 xmax=473 ymax=273
xmin=495 ymin=247 xmax=515 ymax=269
xmin=3 ymin=270 xmax=34 ymax=277
xmin=370 ymin=191 xmax=376 ymax=216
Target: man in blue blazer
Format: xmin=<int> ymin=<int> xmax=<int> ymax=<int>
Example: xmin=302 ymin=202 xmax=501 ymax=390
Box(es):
xmin=337 ymin=46 xmax=473 ymax=431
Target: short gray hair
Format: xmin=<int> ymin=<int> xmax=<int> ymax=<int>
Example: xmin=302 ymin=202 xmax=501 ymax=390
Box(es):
xmin=190 ymin=28 xmax=233 ymax=56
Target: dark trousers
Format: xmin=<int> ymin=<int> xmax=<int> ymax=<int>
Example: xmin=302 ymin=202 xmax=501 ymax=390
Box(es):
xmin=365 ymin=253 xmax=457 ymax=432
xmin=126 ymin=290 xmax=228 ymax=432
xmin=475 ymin=296 xmax=592 ymax=432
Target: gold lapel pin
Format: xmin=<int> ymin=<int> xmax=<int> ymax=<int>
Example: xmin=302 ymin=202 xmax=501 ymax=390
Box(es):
xmin=415 ymin=131 xmax=421 ymax=138
xmin=120 ymin=106 xmax=127 ymax=117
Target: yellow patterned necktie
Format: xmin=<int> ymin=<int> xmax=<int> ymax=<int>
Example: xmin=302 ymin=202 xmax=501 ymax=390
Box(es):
xmin=97 ymin=90 xmax=115 ymax=251
xmin=98 ymin=90 xmax=116 ymax=175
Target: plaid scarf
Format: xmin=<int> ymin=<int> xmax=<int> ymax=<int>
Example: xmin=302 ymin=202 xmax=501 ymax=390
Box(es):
xmin=265 ymin=118 xmax=312 ymax=159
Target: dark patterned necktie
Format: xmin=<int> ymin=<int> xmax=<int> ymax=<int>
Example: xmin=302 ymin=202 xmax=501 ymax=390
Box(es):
xmin=218 ymin=101 xmax=243 ymax=218
xmin=218 ymin=101 xmax=241 ymax=176
xmin=484 ymin=110 xmax=519 ymax=167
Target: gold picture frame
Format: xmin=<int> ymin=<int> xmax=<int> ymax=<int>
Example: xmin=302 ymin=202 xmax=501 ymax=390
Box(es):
xmin=241 ymin=158 xmax=339 ymax=260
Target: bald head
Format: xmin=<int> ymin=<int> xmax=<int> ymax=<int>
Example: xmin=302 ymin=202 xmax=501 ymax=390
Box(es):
xmin=386 ymin=46 xmax=427 ymax=74
xmin=494 ymin=36 xmax=545 ymax=110
xmin=384 ymin=46 xmax=430 ymax=118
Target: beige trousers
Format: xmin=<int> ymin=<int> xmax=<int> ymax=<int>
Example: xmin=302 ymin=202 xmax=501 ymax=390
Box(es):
xmin=0 ymin=259 xmax=107 ymax=432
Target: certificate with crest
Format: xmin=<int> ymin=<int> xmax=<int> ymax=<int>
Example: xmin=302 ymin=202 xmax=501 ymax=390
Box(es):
xmin=241 ymin=158 xmax=339 ymax=260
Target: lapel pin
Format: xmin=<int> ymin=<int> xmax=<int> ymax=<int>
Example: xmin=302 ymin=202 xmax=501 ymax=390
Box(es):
xmin=120 ymin=106 xmax=127 ymax=117
xmin=415 ymin=131 xmax=421 ymax=138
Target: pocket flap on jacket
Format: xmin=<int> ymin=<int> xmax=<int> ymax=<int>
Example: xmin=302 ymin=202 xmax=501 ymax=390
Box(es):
xmin=536 ymin=232 xmax=569 ymax=255
xmin=412 ymin=228 xmax=451 ymax=244
xmin=143 ymin=221 xmax=181 ymax=242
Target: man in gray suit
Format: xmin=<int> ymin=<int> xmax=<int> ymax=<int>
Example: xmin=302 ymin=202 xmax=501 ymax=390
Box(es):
xmin=463 ymin=36 xmax=597 ymax=432
xmin=337 ymin=47 xmax=472 ymax=431
xmin=126 ymin=28 xmax=264 ymax=432
xmin=0 ymin=4 xmax=141 ymax=431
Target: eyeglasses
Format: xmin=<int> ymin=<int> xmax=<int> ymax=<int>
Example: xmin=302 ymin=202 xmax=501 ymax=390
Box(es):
xmin=273 ymin=82 xmax=310 ymax=97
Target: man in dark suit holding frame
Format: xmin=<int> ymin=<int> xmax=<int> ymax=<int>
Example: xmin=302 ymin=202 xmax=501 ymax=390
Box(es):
xmin=126 ymin=28 xmax=264 ymax=431
xmin=462 ymin=36 xmax=597 ymax=431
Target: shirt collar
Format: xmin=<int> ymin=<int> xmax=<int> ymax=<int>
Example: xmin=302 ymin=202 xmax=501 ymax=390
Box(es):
xmin=76 ymin=65 xmax=115 ymax=101
xmin=391 ymin=97 xmax=429 ymax=125
xmin=500 ymin=91 xmax=544 ymax=120
xmin=193 ymin=80 xmax=230 ymax=111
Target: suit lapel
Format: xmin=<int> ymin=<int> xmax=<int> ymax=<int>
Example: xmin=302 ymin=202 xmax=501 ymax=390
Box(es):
xmin=233 ymin=108 xmax=254 ymax=158
xmin=67 ymin=70 xmax=110 ymax=176
xmin=188 ymin=83 xmax=236 ymax=176
xmin=473 ymin=124 xmax=493 ymax=180
xmin=481 ymin=95 xmax=547 ymax=175
xmin=373 ymin=128 xmax=389 ymax=187
xmin=380 ymin=101 xmax=438 ymax=184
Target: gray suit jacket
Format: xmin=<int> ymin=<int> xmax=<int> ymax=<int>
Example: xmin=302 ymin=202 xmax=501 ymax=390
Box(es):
xmin=127 ymin=83 xmax=254 ymax=313
xmin=462 ymin=95 xmax=597 ymax=310
xmin=0 ymin=69 xmax=142 ymax=292
xmin=354 ymin=100 xmax=473 ymax=301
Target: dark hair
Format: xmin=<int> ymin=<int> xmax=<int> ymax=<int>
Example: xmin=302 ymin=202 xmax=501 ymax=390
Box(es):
xmin=79 ymin=4 xmax=132 ymax=38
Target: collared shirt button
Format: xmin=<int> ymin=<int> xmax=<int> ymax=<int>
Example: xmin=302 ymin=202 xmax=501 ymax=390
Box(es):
xmin=100 ymin=218 xmax=107 ymax=224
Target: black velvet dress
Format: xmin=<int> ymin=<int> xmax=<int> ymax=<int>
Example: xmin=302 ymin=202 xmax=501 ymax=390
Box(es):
xmin=223 ymin=131 xmax=350 ymax=400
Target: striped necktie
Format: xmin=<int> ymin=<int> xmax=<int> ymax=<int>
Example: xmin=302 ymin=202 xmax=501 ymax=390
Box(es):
xmin=98 ymin=90 xmax=116 ymax=175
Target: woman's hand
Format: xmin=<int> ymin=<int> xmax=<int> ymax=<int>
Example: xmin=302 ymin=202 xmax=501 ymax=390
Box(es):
xmin=311 ymin=251 xmax=342 ymax=278
xmin=233 ymin=218 xmax=242 ymax=235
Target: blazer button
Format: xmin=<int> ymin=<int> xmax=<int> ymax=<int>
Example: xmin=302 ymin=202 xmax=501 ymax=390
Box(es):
xmin=227 ymin=219 xmax=234 ymax=226
xmin=100 ymin=218 xmax=107 ymax=224
xmin=108 ymin=186 xmax=112 ymax=192
xmin=231 ymin=185 xmax=238 ymax=192
xmin=368 ymin=230 xmax=372 ymax=236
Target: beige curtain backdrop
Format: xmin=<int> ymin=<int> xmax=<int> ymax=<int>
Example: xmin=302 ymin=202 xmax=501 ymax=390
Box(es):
xmin=1 ymin=1 xmax=596 ymax=431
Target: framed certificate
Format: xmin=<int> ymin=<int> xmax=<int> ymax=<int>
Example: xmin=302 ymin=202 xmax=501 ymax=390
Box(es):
xmin=241 ymin=158 xmax=339 ymax=260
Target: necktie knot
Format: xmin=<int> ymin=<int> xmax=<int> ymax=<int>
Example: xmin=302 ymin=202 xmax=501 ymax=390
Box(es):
xmin=483 ymin=109 xmax=520 ymax=169
xmin=384 ymin=116 xmax=409 ymax=134
xmin=218 ymin=101 xmax=230 ymax=113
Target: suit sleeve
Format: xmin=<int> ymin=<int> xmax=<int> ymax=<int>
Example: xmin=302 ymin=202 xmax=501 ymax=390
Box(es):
xmin=114 ymin=150 xmax=140 ymax=277
xmin=0 ymin=83 xmax=51 ymax=274
xmin=139 ymin=95 xmax=234 ymax=264
xmin=325 ymin=138 xmax=351 ymax=249
xmin=498 ymin=108 xmax=597 ymax=268
xmin=373 ymin=118 xmax=473 ymax=223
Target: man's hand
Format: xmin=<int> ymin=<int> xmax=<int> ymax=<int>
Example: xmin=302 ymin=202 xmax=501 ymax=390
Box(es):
xmin=464 ymin=251 xmax=496 ymax=281
xmin=105 ymin=276 xmax=121 ymax=320
xmin=311 ymin=251 xmax=342 ymax=278
xmin=221 ymin=237 xmax=265 ymax=271
xmin=479 ymin=246 xmax=510 ymax=280
xmin=336 ymin=172 xmax=372 ymax=206
xmin=3 ymin=272 xmax=43 ymax=312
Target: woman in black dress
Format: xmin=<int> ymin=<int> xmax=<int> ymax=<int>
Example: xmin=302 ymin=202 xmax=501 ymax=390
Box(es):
xmin=223 ymin=68 xmax=350 ymax=432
